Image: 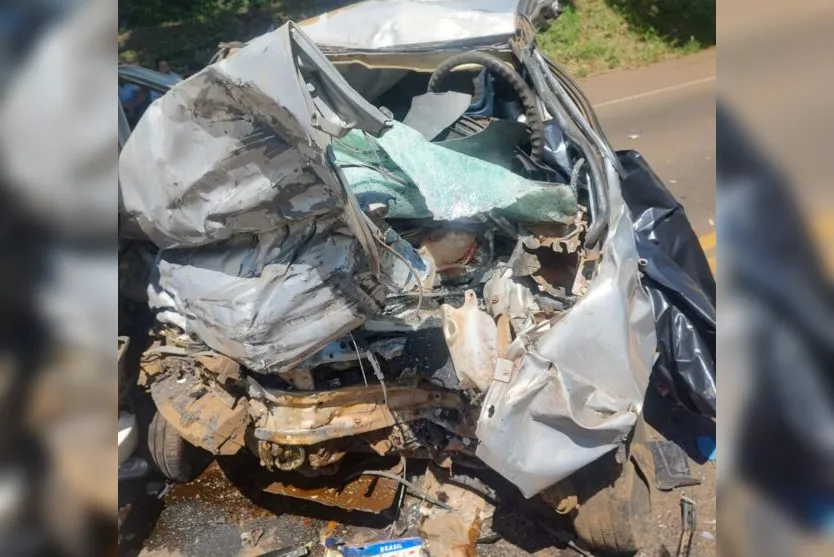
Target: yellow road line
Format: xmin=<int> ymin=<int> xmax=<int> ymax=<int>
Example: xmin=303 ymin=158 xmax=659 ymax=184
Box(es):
xmin=699 ymin=232 xmax=716 ymax=251
xmin=699 ymin=232 xmax=717 ymax=274
xmin=814 ymin=218 xmax=834 ymax=238
xmin=697 ymin=214 xmax=834 ymax=277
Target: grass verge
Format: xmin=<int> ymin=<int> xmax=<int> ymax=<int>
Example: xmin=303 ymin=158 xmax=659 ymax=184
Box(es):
xmin=537 ymin=0 xmax=714 ymax=77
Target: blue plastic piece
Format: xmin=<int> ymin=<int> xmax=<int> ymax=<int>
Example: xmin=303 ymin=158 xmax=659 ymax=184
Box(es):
xmin=696 ymin=436 xmax=716 ymax=462
xmin=325 ymin=537 xmax=424 ymax=556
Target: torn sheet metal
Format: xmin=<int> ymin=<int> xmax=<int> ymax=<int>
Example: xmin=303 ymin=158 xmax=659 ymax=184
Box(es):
xmin=334 ymin=121 xmax=578 ymax=223
xmin=617 ymin=150 xmax=716 ymax=417
xmin=299 ymin=0 xmax=519 ymax=50
xmin=542 ymin=120 xmax=575 ymax=180
xmin=121 ymin=24 xmax=399 ymax=372
xmin=119 ymin=23 xmax=390 ymax=250
xmin=148 ymin=221 xmax=383 ymax=372
xmin=483 ymin=265 xmax=541 ymax=333
xmin=150 ymin=370 xmax=248 ymax=456
xmin=475 ymin=158 xmax=657 ymax=498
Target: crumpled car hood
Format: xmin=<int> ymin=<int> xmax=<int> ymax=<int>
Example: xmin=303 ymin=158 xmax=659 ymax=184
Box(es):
xmin=120 ymin=24 xmax=391 ymax=370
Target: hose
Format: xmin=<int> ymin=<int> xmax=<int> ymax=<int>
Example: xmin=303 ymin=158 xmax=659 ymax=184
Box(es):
xmin=427 ymin=50 xmax=545 ymax=163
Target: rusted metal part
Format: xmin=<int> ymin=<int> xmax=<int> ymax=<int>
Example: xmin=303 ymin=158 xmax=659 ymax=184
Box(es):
xmin=525 ymin=215 xmax=586 ymax=255
xmin=531 ymin=248 xmax=580 ymax=298
xmin=196 ymin=352 xmax=241 ymax=384
xmin=137 ymin=344 xmax=165 ymax=388
xmin=540 ymin=478 xmax=579 ymax=515
xmin=496 ymin=314 xmax=513 ymax=359
xmin=368 ymin=438 xmax=393 ymax=456
xmin=570 ymin=247 xmax=601 ymax=297
xmin=255 ymin=437 xmax=350 ymax=473
xmin=419 ymin=465 xmax=487 ymax=556
xmin=140 ymin=346 xmax=243 ymax=393
xmin=505 ymin=223 xmax=586 ymax=304
xmin=308 ymin=443 xmax=349 ymax=469
xmin=271 ymin=445 xmax=306 ymax=471
xmin=262 ymin=457 xmax=404 ymax=514
xmin=150 ymin=372 xmax=248 ymax=456
xmin=254 ymin=383 xmax=465 ymax=446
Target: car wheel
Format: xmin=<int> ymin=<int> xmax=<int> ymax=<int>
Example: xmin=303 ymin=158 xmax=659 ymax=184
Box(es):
xmin=148 ymin=411 xmax=212 ymax=483
xmin=571 ymin=457 xmax=651 ymax=555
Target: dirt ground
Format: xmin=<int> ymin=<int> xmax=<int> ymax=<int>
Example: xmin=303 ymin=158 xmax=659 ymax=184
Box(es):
xmin=118 ymin=382 xmax=716 ymax=557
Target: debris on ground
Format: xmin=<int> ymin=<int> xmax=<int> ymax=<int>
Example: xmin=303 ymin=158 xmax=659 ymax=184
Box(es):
xmin=241 ymin=527 xmax=265 ymax=547
xmin=648 ymin=440 xmax=701 ymax=491
xmin=676 ymin=496 xmax=697 ymax=557
xmin=324 ymin=536 xmax=425 ymax=556
xmin=417 ymin=465 xmax=489 ymax=556
xmin=257 ymin=544 xmax=311 ymax=557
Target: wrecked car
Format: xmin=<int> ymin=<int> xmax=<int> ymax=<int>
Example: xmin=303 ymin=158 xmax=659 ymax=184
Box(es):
xmin=118 ymin=1 xmax=713 ymax=554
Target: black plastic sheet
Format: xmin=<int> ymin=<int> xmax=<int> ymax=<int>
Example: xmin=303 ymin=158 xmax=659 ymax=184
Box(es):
xmin=617 ymin=150 xmax=717 ymax=417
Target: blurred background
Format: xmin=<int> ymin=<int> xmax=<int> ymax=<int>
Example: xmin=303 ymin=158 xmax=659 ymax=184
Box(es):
xmin=718 ymin=0 xmax=834 ymax=555
xmin=0 ymin=0 xmax=116 ymax=555
xmin=0 ymin=0 xmax=829 ymax=555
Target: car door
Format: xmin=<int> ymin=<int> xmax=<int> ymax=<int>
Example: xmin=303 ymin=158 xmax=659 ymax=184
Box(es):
xmin=117 ymin=65 xmax=179 ymax=151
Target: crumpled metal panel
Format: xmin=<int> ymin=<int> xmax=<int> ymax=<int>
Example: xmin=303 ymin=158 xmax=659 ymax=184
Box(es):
xmin=119 ymin=23 xmax=389 ymax=249
xmin=475 ymin=159 xmax=657 ymax=498
xmin=299 ymin=0 xmax=519 ymax=49
xmin=148 ymin=220 xmax=382 ymax=373
xmin=121 ymin=24 xmax=396 ymax=372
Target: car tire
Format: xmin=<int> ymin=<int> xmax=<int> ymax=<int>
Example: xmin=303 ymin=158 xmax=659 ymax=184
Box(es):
xmin=148 ymin=411 xmax=212 ymax=483
xmin=571 ymin=457 xmax=651 ymax=555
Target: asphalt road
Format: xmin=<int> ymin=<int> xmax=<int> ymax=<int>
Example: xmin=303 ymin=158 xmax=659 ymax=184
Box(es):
xmin=581 ymin=50 xmax=717 ymax=270
xmin=582 ymin=49 xmax=716 ymax=236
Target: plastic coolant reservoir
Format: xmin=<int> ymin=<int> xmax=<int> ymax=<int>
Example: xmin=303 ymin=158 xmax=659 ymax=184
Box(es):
xmin=440 ymin=289 xmax=498 ymax=392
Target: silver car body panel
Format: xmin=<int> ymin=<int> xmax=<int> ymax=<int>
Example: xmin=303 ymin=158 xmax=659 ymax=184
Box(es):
xmin=120 ymin=24 xmax=393 ymax=372
xmin=475 ymin=159 xmax=656 ymax=497
xmin=299 ymin=0 xmax=519 ymax=50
